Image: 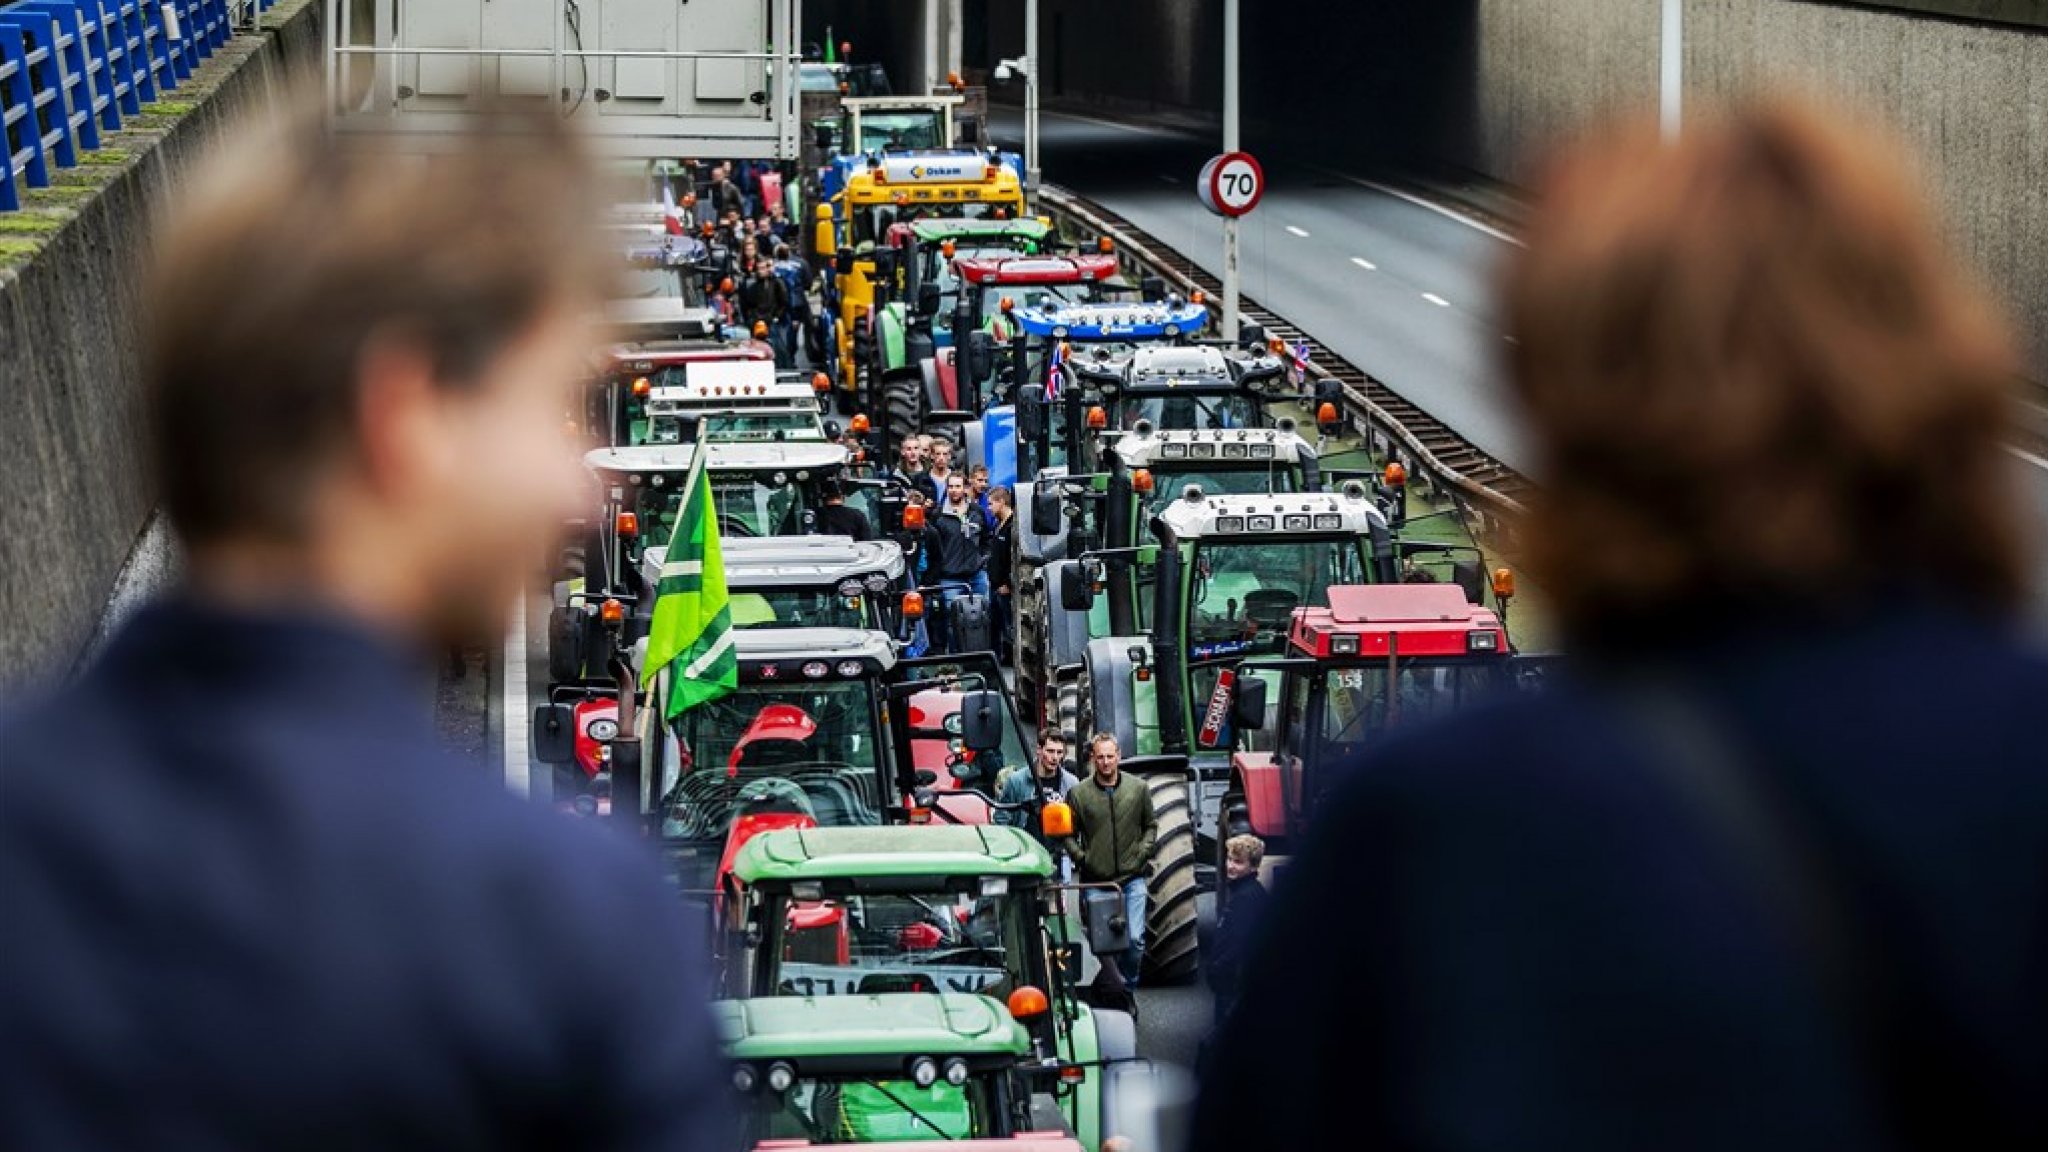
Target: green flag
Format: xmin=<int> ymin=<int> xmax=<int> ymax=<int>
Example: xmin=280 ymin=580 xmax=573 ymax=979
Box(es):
xmin=640 ymin=442 xmax=737 ymax=718
xmin=824 ymin=28 xmax=836 ymax=64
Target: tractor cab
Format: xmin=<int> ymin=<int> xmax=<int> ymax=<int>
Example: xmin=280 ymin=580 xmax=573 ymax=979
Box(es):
xmin=640 ymin=368 xmax=832 ymax=448
xmin=1100 ymin=423 xmax=1321 ymax=517
xmin=647 ymin=629 xmax=900 ymax=894
xmin=723 ymin=826 xmax=1145 ymax=1152
xmin=643 ymin=535 xmax=910 ymax=637
xmin=586 ymin=441 xmax=852 ymax=545
xmin=1219 ymin=581 xmax=1521 ymax=892
xmin=593 ymin=334 xmax=778 ymax=447
xmin=718 ymin=993 xmax=1041 ymax=1146
xmin=1086 ymin=341 xmax=1293 ymax=434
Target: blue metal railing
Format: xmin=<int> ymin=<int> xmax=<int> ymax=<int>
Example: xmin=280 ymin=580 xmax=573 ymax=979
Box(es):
xmin=1 ymin=0 xmax=266 ymax=212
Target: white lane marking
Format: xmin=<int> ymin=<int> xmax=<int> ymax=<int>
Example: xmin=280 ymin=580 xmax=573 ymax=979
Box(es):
xmin=1422 ymin=293 xmax=1451 ymax=308
xmin=2008 ymin=444 xmax=2048 ymax=473
xmin=1350 ymin=257 xmax=1377 ymax=271
xmin=1314 ymin=165 xmax=1525 ymax=247
xmin=1285 ymin=225 xmax=1311 ymax=238
xmin=502 ymin=597 xmax=530 ymax=796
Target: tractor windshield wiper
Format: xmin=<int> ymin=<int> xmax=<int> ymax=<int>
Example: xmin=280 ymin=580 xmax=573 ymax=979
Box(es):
xmin=861 ymin=1080 xmax=959 ymax=1141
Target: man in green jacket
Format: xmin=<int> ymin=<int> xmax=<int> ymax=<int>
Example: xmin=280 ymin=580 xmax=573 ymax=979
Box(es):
xmin=1066 ymin=733 xmax=1157 ymax=984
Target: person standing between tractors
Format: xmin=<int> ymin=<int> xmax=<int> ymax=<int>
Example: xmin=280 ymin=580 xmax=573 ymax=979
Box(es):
xmin=1194 ymin=100 xmax=2048 ymax=1152
xmin=741 ymin=257 xmax=791 ymax=368
xmin=986 ymin=485 xmax=1017 ymax=660
xmin=1067 ymin=733 xmax=1157 ymax=986
xmin=924 ymin=436 xmax=957 ymax=506
xmin=996 ymin=732 xmax=1079 ymax=848
xmin=923 ymin=473 xmax=988 ymax=653
xmin=709 ymin=163 xmax=745 ymax=220
xmin=888 ymin=434 xmax=927 ymax=495
xmin=0 ymin=109 xmax=728 ymax=1150
xmin=1204 ymin=834 xmax=1270 ymax=1028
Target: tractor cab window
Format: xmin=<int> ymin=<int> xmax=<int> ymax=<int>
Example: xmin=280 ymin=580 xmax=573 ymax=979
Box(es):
xmin=658 ymin=681 xmax=885 ymax=844
xmin=855 ymin=201 xmax=1004 ymax=248
xmin=728 ymin=589 xmax=872 ymax=631
xmin=1187 ymin=537 xmax=1365 ymax=645
xmin=711 ymin=475 xmax=805 ymax=537
xmin=1123 ymin=392 xmax=1260 ymax=432
xmin=856 ymin=111 xmax=947 ymax=153
xmin=619 ymin=264 xmax=701 ymax=303
xmin=770 ymin=888 xmax=1028 ymax=998
xmin=1144 ymin=466 xmax=1297 ymax=516
xmin=1319 ymin=662 xmax=1511 ymax=766
xmin=693 ymin=411 xmax=827 ymax=442
xmin=739 ymin=1074 xmax=989 ymax=1145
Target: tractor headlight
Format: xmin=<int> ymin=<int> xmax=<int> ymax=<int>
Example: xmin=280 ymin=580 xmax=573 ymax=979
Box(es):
xmin=837 ymin=660 xmax=864 ymax=678
xmin=733 ymin=1064 xmax=759 ymax=1093
xmin=1283 ymin=514 xmax=1311 ymax=532
xmin=1247 ymin=515 xmax=1276 ymax=532
xmin=586 ymin=717 xmax=620 ymax=742
xmin=1250 ymin=444 xmax=1276 ymax=459
xmin=1216 ymin=516 xmax=1245 ymax=533
xmin=910 ymin=1057 xmax=939 ymax=1088
xmin=1160 ymin=442 xmax=1187 ymax=458
xmin=1468 ymin=630 xmax=1501 ymax=652
xmin=802 ymin=661 xmax=830 ymax=679
xmin=1330 ymin=635 xmax=1362 ymax=656
xmin=1313 ymin=514 xmax=1343 ymax=530
xmin=943 ymin=1058 xmax=970 ymax=1086
xmin=865 ymin=573 xmax=892 ymax=592
xmin=838 ymin=578 xmax=865 ymax=598
xmin=765 ymin=1062 xmax=797 ymax=1093
xmin=1222 ymin=443 xmax=1249 ymax=459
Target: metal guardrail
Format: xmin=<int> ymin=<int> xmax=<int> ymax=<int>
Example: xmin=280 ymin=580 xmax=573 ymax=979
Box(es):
xmin=1037 ymin=183 xmax=1533 ymax=540
xmin=1 ymin=0 xmax=260 ymax=212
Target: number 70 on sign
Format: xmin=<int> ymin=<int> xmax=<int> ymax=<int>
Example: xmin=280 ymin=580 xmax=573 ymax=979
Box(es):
xmin=1198 ymin=152 xmax=1266 ymax=218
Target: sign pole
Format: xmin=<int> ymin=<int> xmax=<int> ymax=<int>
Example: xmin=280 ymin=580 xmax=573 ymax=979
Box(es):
xmin=1660 ymin=0 xmax=1682 ymax=142
xmin=1025 ymin=0 xmax=1040 ymax=205
xmin=1222 ymin=0 xmax=1241 ymax=339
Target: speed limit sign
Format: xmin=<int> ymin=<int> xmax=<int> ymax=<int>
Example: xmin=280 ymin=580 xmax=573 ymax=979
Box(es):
xmin=1198 ymin=152 xmax=1265 ymax=218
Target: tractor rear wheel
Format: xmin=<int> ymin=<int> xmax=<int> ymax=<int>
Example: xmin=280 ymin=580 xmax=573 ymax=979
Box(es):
xmin=1142 ymin=775 xmax=1201 ymax=985
xmin=881 ymin=372 xmax=923 ymax=455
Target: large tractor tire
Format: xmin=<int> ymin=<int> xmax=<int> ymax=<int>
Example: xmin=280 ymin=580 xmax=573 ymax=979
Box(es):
xmin=1142 ymin=774 xmax=1202 ymax=985
xmin=881 ymin=371 xmax=924 ymax=458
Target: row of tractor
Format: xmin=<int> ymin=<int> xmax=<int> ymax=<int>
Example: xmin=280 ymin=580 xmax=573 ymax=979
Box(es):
xmin=527 ymin=55 xmax=1548 ymax=1152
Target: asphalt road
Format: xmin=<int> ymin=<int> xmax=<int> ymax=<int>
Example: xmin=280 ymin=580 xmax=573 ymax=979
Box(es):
xmin=991 ymin=107 xmax=1530 ymax=471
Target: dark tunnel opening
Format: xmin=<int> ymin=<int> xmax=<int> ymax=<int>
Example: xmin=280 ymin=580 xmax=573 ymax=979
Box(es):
xmin=802 ymin=0 xmax=1480 ymax=178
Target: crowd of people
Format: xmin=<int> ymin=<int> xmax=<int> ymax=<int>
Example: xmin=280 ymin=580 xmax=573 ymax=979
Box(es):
xmin=2 ymin=90 xmax=2043 ymax=1152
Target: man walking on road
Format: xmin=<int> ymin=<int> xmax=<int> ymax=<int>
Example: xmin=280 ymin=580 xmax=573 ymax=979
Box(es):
xmin=996 ymin=732 xmax=1079 ymax=846
xmin=0 ymin=110 xmax=728 ymax=1151
xmin=1067 ymin=733 xmax=1156 ymax=985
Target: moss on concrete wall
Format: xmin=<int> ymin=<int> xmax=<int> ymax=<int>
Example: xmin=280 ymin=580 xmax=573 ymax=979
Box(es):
xmin=0 ymin=0 xmax=320 ymax=682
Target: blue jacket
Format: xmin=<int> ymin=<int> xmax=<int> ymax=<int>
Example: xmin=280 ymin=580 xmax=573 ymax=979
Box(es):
xmin=1193 ymin=604 xmax=2048 ymax=1151
xmin=0 ymin=601 xmax=728 ymax=1151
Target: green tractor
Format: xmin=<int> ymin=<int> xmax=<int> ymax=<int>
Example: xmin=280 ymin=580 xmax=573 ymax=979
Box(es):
xmin=718 ymin=992 xmax=1073 ymax=1146
xmin=721 ymin=825 xmax=1143 ymax=1151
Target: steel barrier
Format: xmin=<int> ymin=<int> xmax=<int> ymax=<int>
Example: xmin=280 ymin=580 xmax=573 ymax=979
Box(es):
xmin=1 ymin=0 xmax=261 ymax=212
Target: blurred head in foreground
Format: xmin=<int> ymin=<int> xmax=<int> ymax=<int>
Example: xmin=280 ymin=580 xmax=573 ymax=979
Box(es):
xmin=1504 ymin=98 xmax=2027 ymax=651
xmin=147 ymin=107 xmax=609 ymax=646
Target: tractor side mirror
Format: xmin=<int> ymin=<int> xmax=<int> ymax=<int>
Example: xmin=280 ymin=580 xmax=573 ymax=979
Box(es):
xmin=1032 ymin=488 xmax=1063 ymax=537
xmin=1017 ymin=389 xmax=1045 ymax=442
xmin=812 ymin=122 xmax=835 ymax=152
xmin=958 ymin=689 xmax=1006 ymax=753
xmin=964 ymin=331 xmax=995 ymax=382
xmin=1229 ymin=676 xmax=1268 ymax=732
xmin=916 ymin=281 xmax=942 ymax=318
xmin=1452 ymin=559 xmax=1486 ymax=607
xmin=824 ymin=419 xmax=843 ymax=440
xmin=1081 ymin=886 xmax=1132 ymax=955
xmin=833 ymin=250 xmax=855 ymax=276
xmin=1139 ymin=275 xmax=1166 ymax=300
xmin=532 ymin=703 xmax=577 ymax=764
xmin=1240 ymin=323 xmax=1267 ymax=350
xmin=1057 ymin=560 xmax=1095 ymax=612
xmin=957 ymin=116 xmax=981 ymax=145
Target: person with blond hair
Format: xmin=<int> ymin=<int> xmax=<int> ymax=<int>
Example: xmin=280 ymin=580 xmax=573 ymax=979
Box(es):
xmin=1205 ymin=834 xmax=1270 ymax=1027
xmin=1193 ymin=99 xmax=2046 ymax=1151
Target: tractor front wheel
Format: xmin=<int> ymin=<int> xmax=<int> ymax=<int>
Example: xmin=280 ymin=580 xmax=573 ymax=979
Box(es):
xmin=1142 ymin=774 xmax=1202 ymax=985
xmin=881 ymin=372 xmax=923 ymax=458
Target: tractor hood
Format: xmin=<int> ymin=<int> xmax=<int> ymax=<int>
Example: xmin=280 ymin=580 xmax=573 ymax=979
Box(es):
xmin=730 ymin=825 xmax=1053 ymax=888
xmin=714 ymin=993 xmax=1028 ymax=1062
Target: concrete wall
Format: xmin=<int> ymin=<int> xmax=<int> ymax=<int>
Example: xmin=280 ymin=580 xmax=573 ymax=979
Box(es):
xmin=0 ymin=1 xmax=321 ymax=684
xmin=1466 ymin=0 xmax=2048 ymax=383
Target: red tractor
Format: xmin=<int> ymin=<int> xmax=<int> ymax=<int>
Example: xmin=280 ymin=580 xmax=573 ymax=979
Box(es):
xmin=1216 ymin=580 xmax=1531 ymax=903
